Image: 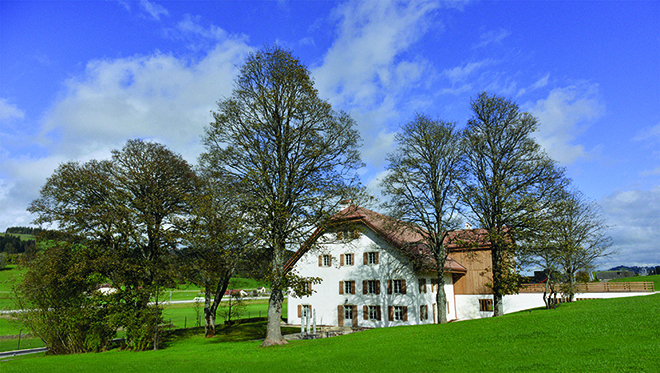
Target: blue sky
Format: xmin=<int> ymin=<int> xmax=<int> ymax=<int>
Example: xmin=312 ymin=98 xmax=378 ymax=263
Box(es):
xmin=1 ymin=0 xmax=658 ymax=269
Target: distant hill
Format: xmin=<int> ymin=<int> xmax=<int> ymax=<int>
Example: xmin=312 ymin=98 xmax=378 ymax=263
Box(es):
xmin=5 ymin=226 xmax=45 ymax=235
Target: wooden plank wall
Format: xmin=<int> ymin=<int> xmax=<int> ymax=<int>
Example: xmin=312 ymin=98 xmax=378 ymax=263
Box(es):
xmin=450 ymin=249 xmax=493 ymax=295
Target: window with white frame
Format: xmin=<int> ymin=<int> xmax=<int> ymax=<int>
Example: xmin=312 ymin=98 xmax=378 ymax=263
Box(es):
xmin=369 ymin=252 xmax=376 ymax=264
xmin=368 ymin=305 xmax=379 ymax=320
xmin=394 ymin=306 xmax=404 ymax=321
xmin=345 ymin=253 xmax=353 ymax=266
xmin=322 ymin=254 xmax=330 ymax=267
xmin=344 ymin=281 xmax=353 ymax=294
xmin=344 ymin=306 xmax=353 ymax=320
xmin=393 ymin=279 xmax=402 ymax=294
xmin=368 ymin=280 xmax=378 ymax=294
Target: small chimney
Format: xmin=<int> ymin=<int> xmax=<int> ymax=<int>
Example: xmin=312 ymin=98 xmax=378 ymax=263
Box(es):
xmin=465 ymin=222 xmax=472 ymax=229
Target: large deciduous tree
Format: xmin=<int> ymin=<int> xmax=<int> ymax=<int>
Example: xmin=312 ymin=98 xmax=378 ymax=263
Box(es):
xmin=201 ymin=46 xmax=363 ymax=346
xmin=28 ymin=139 xmax=198 ymax=350
xmin=550 ymin=189 xmax=613 ymax=301
xmin=462 ymin=92 xmax=567 ymax=317
xmin=381 ymin=114 xmax=464 ymax=324
xmin=180 ymin=175 xmax=248 ymax=338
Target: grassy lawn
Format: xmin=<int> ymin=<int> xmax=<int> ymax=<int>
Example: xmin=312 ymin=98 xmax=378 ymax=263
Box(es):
xmin=1 ymin=293 xmax=657 ymax=372
xmin=0 ymin=266 xmax=22 ymax=310
xmin=610 ymin=274 xmax=660 ymax=291
xmin=161 ymin=299 xmax=280 ymax=330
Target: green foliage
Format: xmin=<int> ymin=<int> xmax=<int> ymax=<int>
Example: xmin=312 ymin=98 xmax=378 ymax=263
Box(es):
xmin=2 ymin=295 xmax=658 ymax=372
xmin=14 ymin=242 xmax=116 ymax=354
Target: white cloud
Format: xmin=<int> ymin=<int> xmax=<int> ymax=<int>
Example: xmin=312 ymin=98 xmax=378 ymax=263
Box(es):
xmin=527 ymin=83 xmax=605 ymax=164
xmin=140 ymin=0 xmax=169 ymax=21
xmin=599 ymin=186 xmax=660 ymax=267
xmin=633 ymin=122 xmax=660 ymax=142
xmin=175 ymin=14 xmax=228 ymax=40
xmin=473 ymin=28 xmax=510 ymax=49
xmin=0 ymin=98 xmax=24 ymax=121
xmin=641 ymin=166 xmax=660 ymax=176
xmin=39 ymin=40 xmax=252 ymax=162
xmin=442 ymin=60 xmax=492 ymax=85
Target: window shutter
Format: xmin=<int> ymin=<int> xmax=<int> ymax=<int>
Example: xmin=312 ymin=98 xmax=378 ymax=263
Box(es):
xmin=338 ymin=305 xmax=344 ymax=327
xmin=376 ymin=306 xmax=382 ymax=320
xmin=352 ymin=306 xmax=358 ymax=327
xmin=309 ymin=305 xmax=312 ymax=312
xmin=387 ymin=280 xmax=392 ymax=294
xmin=363 ymin=252 xmax=368 ymax=265
xmin=403 ymin=306 xmax=408 ymax=322
xmin=339 ymin=281 xmax=344 ymax=295
xmin=351 ymin=281 xmax=355 ymax=294
xmin=363 ymin=280 xmax=367 ymax=295
xmin=340 ymin=254 xmax=345 ymax=266
xmin=376 ymin=280 xmax=381 ymax=295
xmin=401 ymin=280 xmax=407 ymax=294
xmin=420 ymin=305 xmax=425 ymax=321
xmin=298 ymin=305 xmax=302 ymax=318
xmin=374 ymin=252 xmax=379 ymax=264
xmin=328 ymin=255 xmax=332 ymax=266
xmin=388 ymin=306 xmax=394 ymax=321
xmin=363 ymin=306 xmax=368 ymax=320
xmin=308 ymin=282 xmax=312 ymax=292
xmin=318 ymin=255 xmax=322 ymax=267
xmin=422 ymin=279 xmax=427 ymax=293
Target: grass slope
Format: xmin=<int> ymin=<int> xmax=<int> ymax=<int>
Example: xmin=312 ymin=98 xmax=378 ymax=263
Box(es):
xmin=610 ymin=274 xmax=660 ymax=291
xmin=0 ymin=233 xmax=35 ymax=242
xmin=2 ymin=294 xmax=658 ymax=372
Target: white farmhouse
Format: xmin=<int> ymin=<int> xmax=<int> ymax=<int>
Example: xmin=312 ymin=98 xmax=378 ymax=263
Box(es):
xmin=285 ymin=204 xmax=489 ymax=327
xmin=286 ymin=204 xmax=656 ymax=328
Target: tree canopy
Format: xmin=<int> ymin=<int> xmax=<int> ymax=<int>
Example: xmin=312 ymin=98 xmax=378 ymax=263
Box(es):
xmin=462 ymin=92 xmax=567 ymax=316
xmin=381 ymin=113 xmax=465 ymax=323
xmin=201 ymin=46 xmax=363 ymax=346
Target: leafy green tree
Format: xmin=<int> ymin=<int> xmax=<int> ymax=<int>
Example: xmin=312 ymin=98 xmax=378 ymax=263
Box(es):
xmin=15 ymin=240 xmax=116 ymax=354
xmin=381 ymin=113 xmax=465 ymax=324
xmin=201 ymin=46 xmax=363 ymax=346
xmin=462 ymin=92 xmax=567 ymax=316
xmin=28 ymin=139 xmax=198 ymax=350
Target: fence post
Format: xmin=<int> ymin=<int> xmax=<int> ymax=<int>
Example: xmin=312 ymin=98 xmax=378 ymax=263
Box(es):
xmin=17 ymin=330 xmax=22 ymax=350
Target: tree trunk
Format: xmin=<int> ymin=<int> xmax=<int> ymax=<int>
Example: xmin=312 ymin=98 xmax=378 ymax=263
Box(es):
xmin=491 ymin=247 xmax=504 ymax=317
xmin=435 ymin=271 xmax=448 ymax=324
xmin=204 ymin=273 xmax=230 ymax=338
xmin=261 ymin=243 xmax=287 ymax=347
xmin=568 ymin=272 xmax=575 ymax=302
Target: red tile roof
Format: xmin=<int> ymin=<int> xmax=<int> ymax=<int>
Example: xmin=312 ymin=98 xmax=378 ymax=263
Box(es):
xmin=284 ymin=205 xmax=491 ymax=273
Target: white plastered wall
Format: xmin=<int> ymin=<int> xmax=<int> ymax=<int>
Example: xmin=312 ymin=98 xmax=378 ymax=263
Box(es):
xmin=287 ymin=226 xmax=457 ymax=327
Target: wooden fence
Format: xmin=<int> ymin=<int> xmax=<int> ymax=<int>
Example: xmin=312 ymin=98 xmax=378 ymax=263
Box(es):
xmin=519 ymin=281 xmax=654 ymax=293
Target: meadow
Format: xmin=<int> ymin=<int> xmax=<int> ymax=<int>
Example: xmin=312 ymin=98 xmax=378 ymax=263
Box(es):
xmin=0 ymin=293 xmax=657 ymax=372
xmin=610 ymin=274 xmax=660 ymax=291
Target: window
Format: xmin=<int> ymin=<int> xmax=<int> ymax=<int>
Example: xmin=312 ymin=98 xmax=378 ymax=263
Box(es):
xmin=339 ymin=280 xmax=355 ymax=295
xmin=367 ymin=305 xmax=380 ymax=320
xmin=420 ymin=305 xmax=429 ymax=321
xmin=337 ymin=229 xmax=361 ymax=241
xmin=345 ymin=253 xmax=353 ymax=266
xmin=388 ymin=306 xmax=408 ymax=322
xmin=394 ymin=306 xmax=404 ymax=321
xmin=418 ymin=278 xmax=427 ymax=293
xmin=387 ymin=279 xmax=407 ymax=294
xmin=364 ymin=251 xmax=379 ymax=265
xmin=298 ymin=304 xmax=312 ymax=318
xmin=318 ymin=254 xmax=333 ymax=267
xmin=368 ymin=280 xmax=378 ymax=294
xmin=479 ymin=299 xmax=493 ymax=312
xmin=344 ymin=306 xmax=353 ymax=320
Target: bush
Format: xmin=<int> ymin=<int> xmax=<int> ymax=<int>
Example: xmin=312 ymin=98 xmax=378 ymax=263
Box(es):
xmin=15 ymin=242 xmax=116 ymax=354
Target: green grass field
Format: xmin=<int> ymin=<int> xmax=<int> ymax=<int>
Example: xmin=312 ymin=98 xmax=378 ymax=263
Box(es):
xmin=0 ymin=233 xmax=35 ymax=241
xmin=610 ymin=274 xmax=660 ymax=291
xmin=1 ymin=293 xmax=657 ymax=372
